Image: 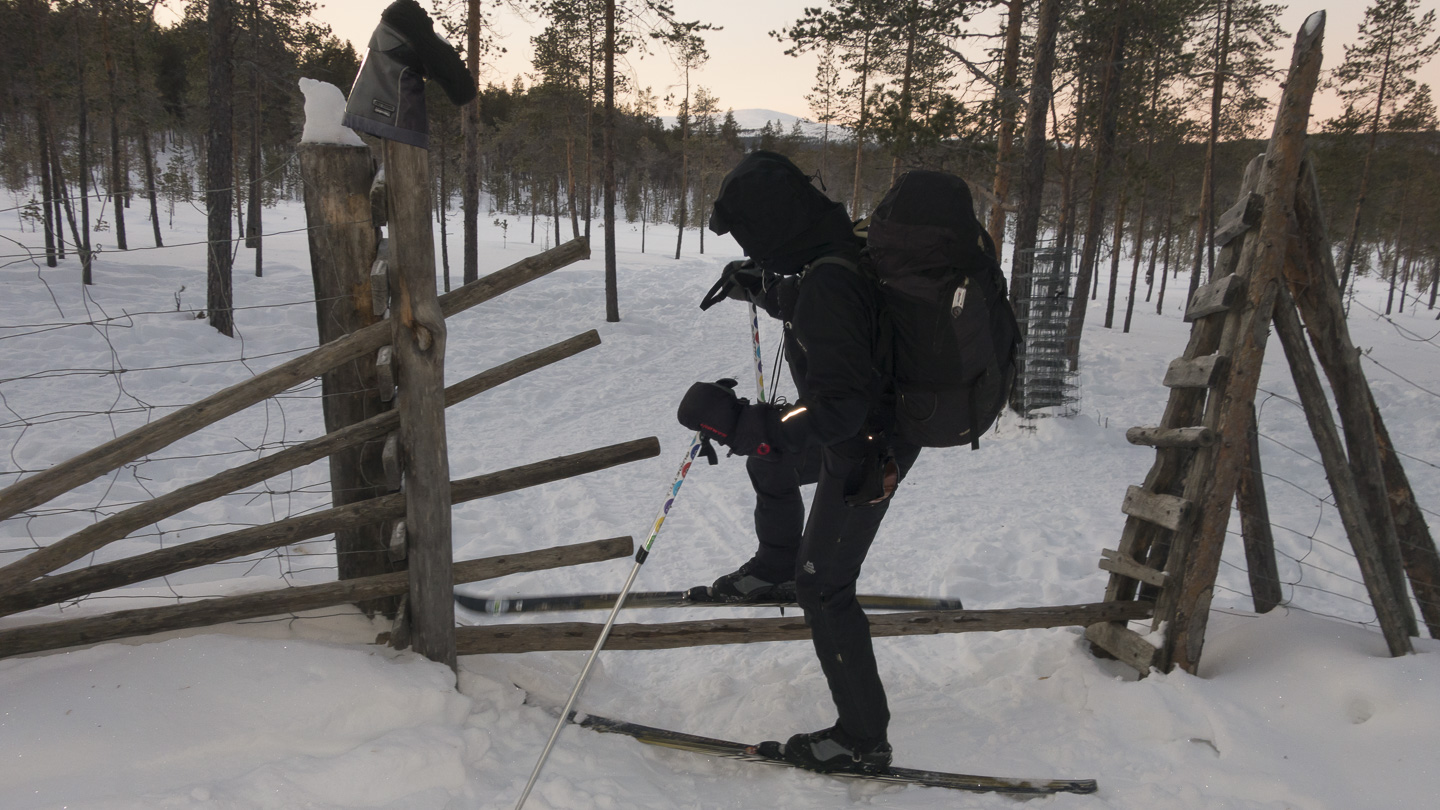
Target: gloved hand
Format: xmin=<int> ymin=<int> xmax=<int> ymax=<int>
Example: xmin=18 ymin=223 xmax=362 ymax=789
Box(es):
xmin=699 ymin=260 xmax=763 ymax=311
xmin=725 ymin=260 xmax=765 ymax=301
xmin=758 ymin=274 xmax=800 ymax=321
xmin=380 ymin=0 xmax=477 ymax=105
xmin=677 ymin=379 xmax=781 ymax=458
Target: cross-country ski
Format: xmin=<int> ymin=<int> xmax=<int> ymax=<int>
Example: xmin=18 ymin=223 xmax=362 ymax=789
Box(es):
xmin=526 ymin=698 xmax=1097 ymax=796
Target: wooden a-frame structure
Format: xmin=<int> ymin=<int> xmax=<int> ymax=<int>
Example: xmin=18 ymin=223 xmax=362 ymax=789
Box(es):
xmin=1086 ymin=11 xmax=1440 ymax=675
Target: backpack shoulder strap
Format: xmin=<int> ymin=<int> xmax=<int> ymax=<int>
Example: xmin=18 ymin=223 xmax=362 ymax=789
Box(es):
xmin=804 ymin=255 xmax=860 ymax=275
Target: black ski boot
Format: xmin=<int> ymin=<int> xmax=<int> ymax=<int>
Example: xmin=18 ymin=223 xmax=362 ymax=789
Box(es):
xmin=761 ymin=725 xmax=893 ymax=774
xmin=706 ymin=561 xmax=796 ymax=603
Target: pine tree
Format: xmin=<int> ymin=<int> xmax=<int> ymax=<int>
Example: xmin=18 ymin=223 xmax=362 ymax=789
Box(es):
xmin=987 ymin=0 xmax=1025 ymax=256
xmin=206 ymin=0 xmax=235 ymax=336
xmin=1006 ymin=0 xmax=1060 ymax=411
xmin=773 ymin=0 xmax=890 ymax=212
xmin=655 ymin=18 xmax=712 ymax=260
xmin=807 ymin=41 xmax=843 ymax=179
xmin=1330 ymin=0 xmax=1440 ymax=300
xmin=1184 ymin=0 xmax=1284 ymax=301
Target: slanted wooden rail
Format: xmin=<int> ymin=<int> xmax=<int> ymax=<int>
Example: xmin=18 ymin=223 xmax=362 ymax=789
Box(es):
xmin=0 ymin=536 xmax=632 ymax=660
xmin=0 ymin=331 xmax=602 ymax=619
xmin=0 ymin=438 xmax=659 ymax=617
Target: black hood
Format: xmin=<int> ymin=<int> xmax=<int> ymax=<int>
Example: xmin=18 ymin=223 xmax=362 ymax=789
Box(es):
xmin=709 ymin=151 xmax=854 ymax=274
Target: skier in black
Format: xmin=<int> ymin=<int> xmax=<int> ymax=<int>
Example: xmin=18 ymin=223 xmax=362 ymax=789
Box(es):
xmin=677 ymin=151 xmax=921 ymax=775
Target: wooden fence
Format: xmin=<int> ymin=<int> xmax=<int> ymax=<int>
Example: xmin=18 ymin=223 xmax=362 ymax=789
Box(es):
xmin=0 ymin=141 xmax=661 ymax=672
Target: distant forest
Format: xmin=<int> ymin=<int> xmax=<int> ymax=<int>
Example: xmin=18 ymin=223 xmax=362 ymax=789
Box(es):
xmin=1 ymin=0 xmax=1437 ymax=335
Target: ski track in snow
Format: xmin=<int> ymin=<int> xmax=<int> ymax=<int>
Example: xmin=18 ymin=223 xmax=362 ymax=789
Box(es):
xmin=1 ymin=194 xmax=1438 ymax=809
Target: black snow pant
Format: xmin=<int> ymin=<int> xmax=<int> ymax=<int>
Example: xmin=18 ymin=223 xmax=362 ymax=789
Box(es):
xmin=744 ymin=433 xmax=922 ymax=745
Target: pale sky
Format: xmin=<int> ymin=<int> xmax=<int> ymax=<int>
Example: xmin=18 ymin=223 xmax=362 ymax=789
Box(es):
xmin=172 ymin=1 xmax=1440 ymax=124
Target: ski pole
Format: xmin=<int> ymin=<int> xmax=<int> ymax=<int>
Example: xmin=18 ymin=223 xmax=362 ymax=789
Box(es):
xmin=749 ymin=300 xmax=767 ymax=403
xmin=514 ymin=431 xmax=708 ymax=810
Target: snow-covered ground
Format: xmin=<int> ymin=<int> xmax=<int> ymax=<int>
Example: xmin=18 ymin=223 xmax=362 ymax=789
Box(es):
xmin=1 ymin=173 xmax=1437 ymax=809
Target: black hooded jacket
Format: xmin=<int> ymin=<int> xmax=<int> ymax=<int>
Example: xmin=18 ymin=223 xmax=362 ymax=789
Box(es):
xmin=708 ymin=150 xmax=891 ymax=454
xmin=773 ymin=250 xmax=890 ymax=453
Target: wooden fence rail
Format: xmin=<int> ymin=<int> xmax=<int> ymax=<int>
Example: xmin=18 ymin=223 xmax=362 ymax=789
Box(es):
xmin=0 ymin=436 xmax=659 ymax=617
xmin=0 ymin=536 xmax=632 ymax=660
xmin=1284 ymin=160 xmax=1432 ymax=640
xmin=455 ymin=602 xmax=1153 ymax=655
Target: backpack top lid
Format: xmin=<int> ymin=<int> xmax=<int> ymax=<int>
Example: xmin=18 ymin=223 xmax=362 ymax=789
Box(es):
xmin=709 ymin=151 xmax=853 ymax=272
xmin=868 ymin=170 xmax=993 ymax=278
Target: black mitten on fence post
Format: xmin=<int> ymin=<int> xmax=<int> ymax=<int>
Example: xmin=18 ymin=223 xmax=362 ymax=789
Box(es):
xmin=380 ymin=0 xmax=478 ymax=105
xmin=343 ymin=0 xmax=476 ymax=150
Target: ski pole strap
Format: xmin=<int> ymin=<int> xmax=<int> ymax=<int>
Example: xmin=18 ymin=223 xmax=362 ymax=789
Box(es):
xmin=699 ymin=435 xmax=719 ymax=466
xmin=699 ymin=275 xmax=732 ymax=311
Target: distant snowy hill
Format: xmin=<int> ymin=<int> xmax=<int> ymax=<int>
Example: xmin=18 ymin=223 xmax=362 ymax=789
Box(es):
xmin=660 ymin=108 xmax=846 ymax=140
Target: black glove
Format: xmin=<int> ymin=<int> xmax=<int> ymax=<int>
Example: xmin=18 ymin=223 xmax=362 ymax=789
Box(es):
xmin=726 ymin=260 xmax=765 ymax=300
xmin=758 ymin=274 xmax=801 ymax=321
xmin=677 ymin=379 xmax=781 ymax=458
xmin=380 ymin=0 xmax=477 ymax=105
xmin=699 ymin=260 xmax=763 ymax=311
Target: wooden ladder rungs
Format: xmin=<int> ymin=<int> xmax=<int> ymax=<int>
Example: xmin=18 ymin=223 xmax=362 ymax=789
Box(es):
xmin=370 ymin=258 xmax=391 ymax=317
xmin=1085 ymin=621 xmax=1158 ymax=674
xmin=1185 ymin=275 xmax=1246 ymax=322
xmin=1125 ymin=426 xmax=1217 ymax=449
xmin=1122 ymin=485 xmax=1194 ymax=532
xmin=383 ymin=433 xmax=402 ymax=491
xmin=370 ymin=164 xmax=388 ymax=227
xmin=1163 ymin=354 xmax=1230 ymax=389
xmin=1099 ymin=548 xmax=1167 ymax=588
xmin=1215 ymin=191 xmax=1263 ymax=247
xmin=387 ymin=520 xmax=407 ymax=562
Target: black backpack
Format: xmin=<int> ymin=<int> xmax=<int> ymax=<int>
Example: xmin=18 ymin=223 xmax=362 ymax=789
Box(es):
xmin=864 ymin=170 xmax=1020 ymax=449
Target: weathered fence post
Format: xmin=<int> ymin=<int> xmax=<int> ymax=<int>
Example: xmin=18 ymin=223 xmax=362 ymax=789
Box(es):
xmin=299 ymin=143 xmax=399 ymax=617
xmin=1270 ymin=282 xmax=1413 ymax=649
xmin=1236 ymin=402 xmax=1281 ymax=613
xmin=384 ymin=138 xmax=456 ymax=671
xmin=1285 ymin=158 xmax=1428 ymax=643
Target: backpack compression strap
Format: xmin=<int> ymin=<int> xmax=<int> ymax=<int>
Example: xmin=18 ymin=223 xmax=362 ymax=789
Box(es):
xmin=804 ymin=255 xmax=860 ymax=276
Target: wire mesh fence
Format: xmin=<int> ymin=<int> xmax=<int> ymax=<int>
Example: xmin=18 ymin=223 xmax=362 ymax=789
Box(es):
xmin=1012 ymin=242 xmax=1080 ymax=418
xmin=0 ymin=200 xmax=355 ymax=619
